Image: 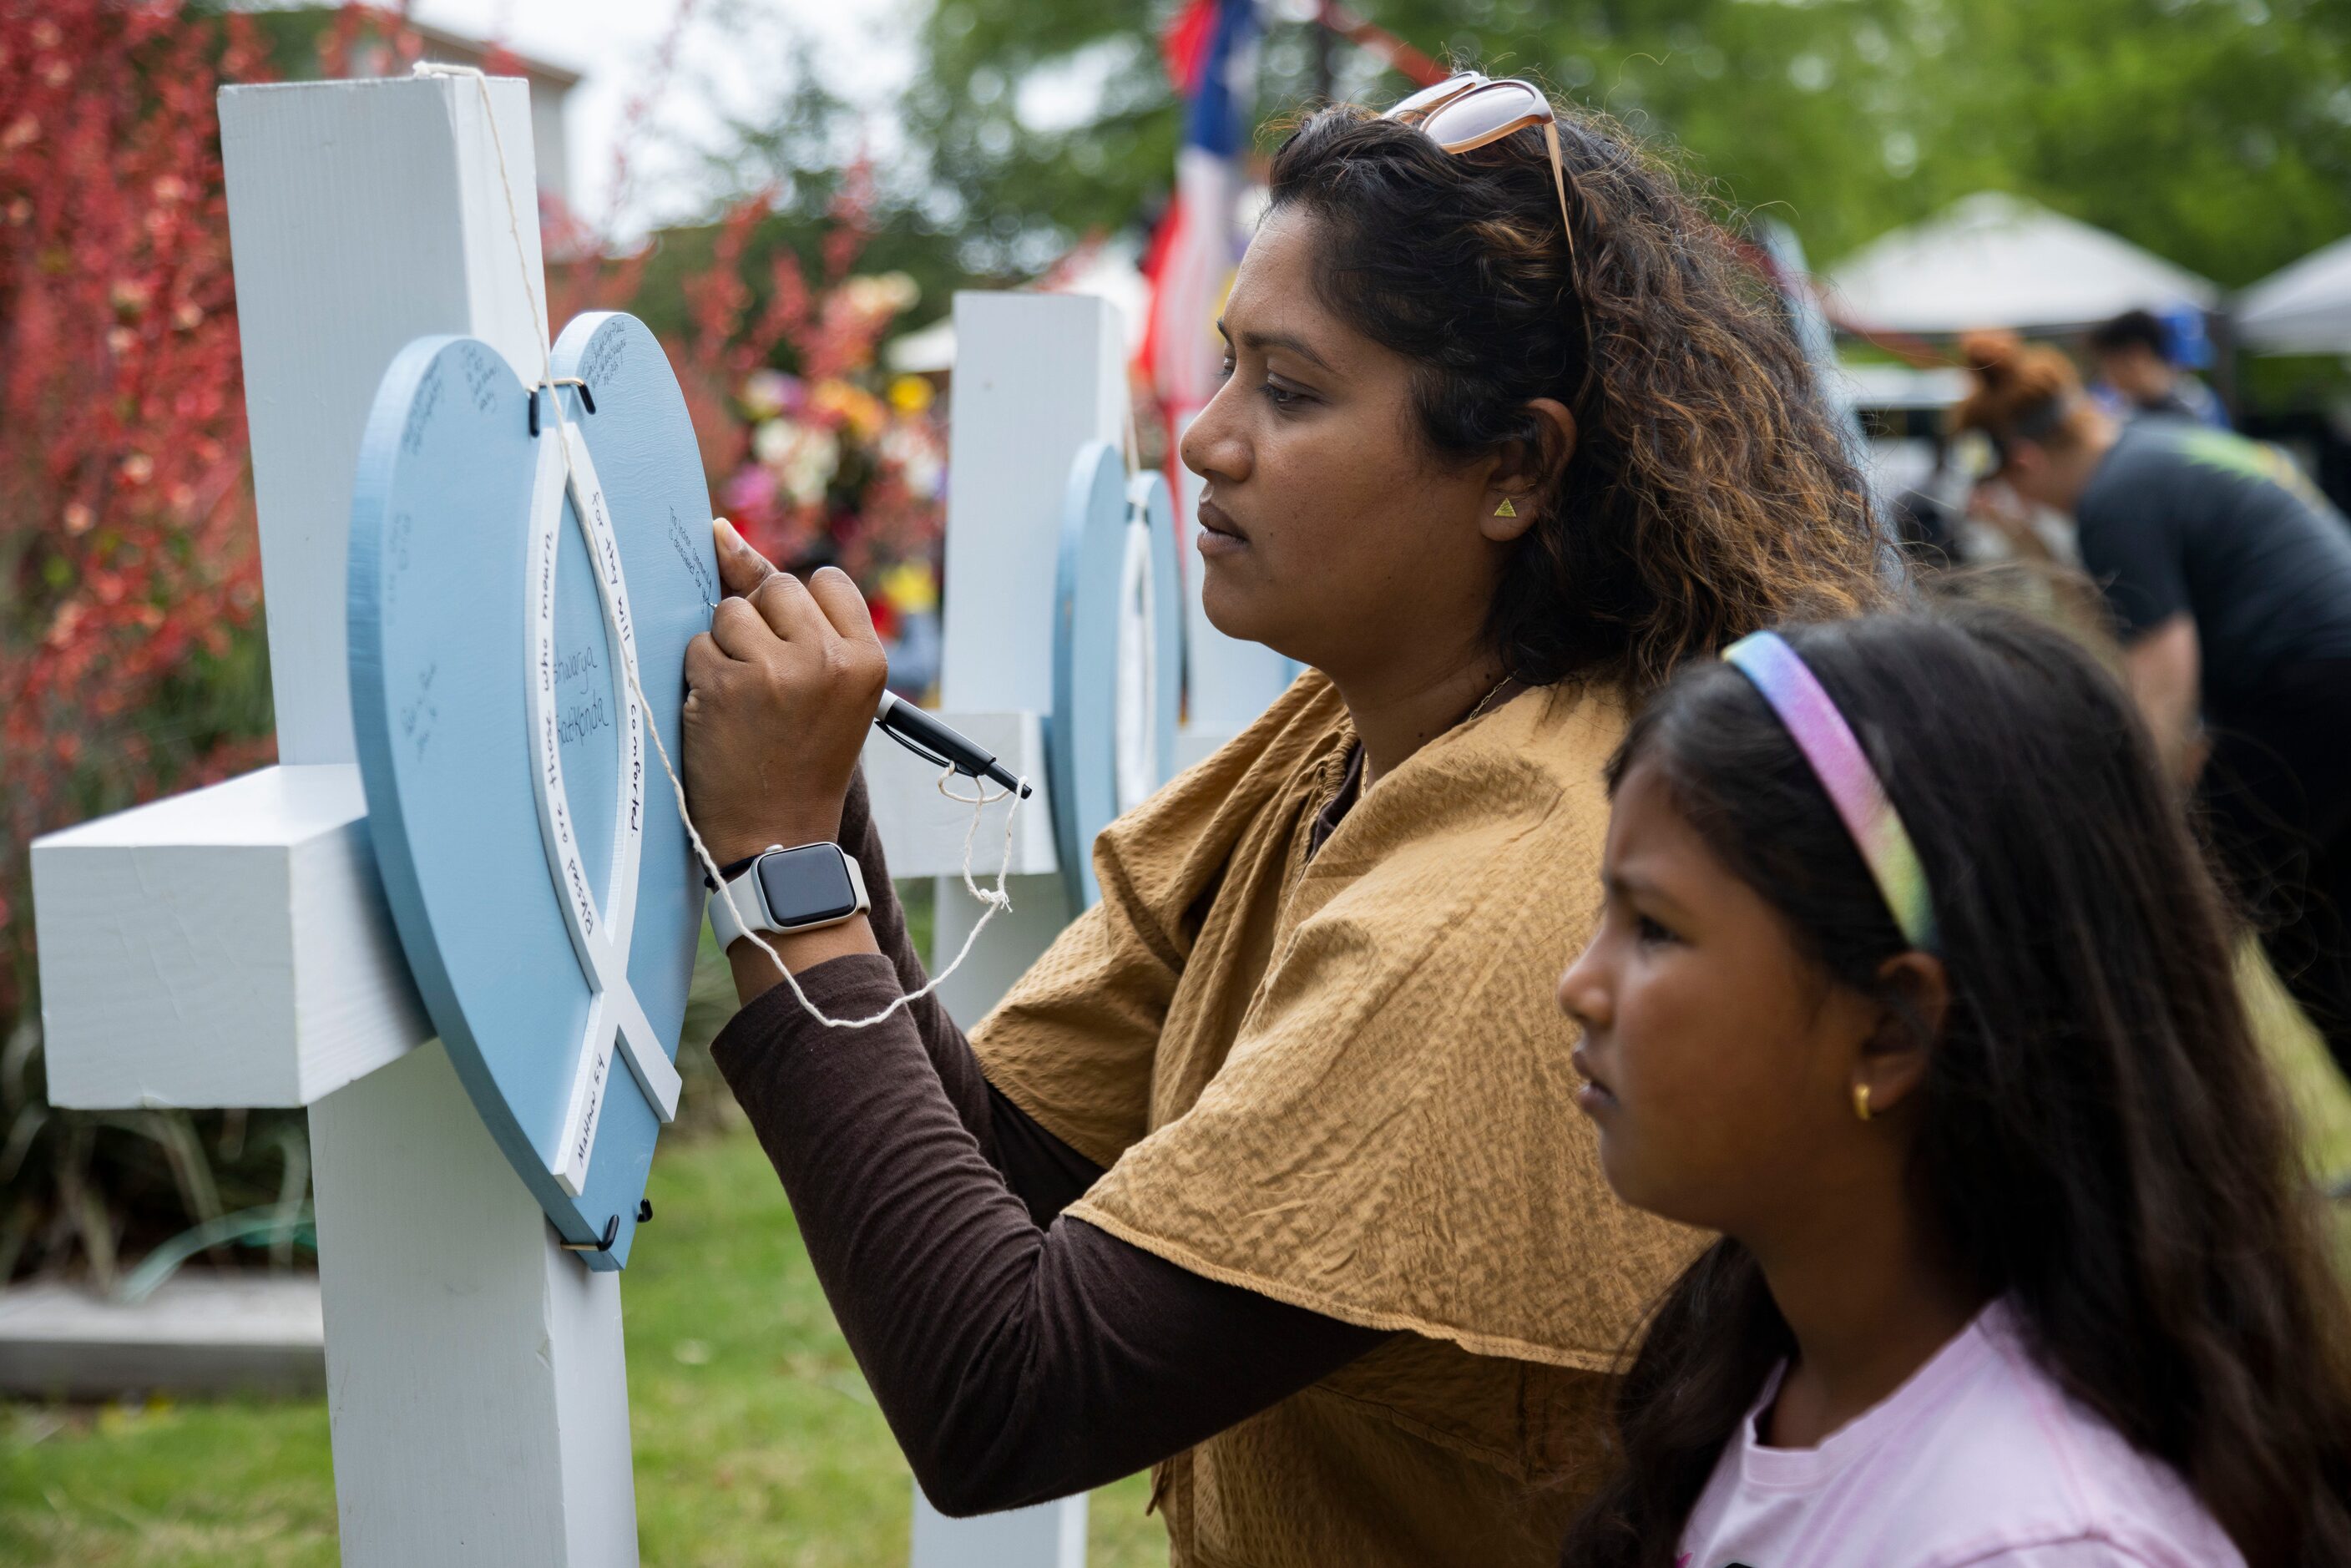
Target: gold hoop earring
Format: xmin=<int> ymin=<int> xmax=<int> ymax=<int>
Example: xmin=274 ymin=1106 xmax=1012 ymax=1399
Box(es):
xmin=1853 ymin=1083 xmax=1873 ymax=1123
xmin=1494 ymin=497 xmax=1517 ymax=518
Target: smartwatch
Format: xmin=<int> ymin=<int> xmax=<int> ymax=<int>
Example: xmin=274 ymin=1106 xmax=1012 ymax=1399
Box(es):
xmin=705 ymin=842 xmax=871 ymax=949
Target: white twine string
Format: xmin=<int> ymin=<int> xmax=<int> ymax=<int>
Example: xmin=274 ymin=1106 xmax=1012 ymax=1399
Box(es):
xmin=416 ymin=62 xmax=1025 ymax=1030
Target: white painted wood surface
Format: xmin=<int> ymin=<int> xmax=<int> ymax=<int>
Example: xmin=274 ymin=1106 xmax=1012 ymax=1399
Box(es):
xmin=222 ymin=74 xmax=549 ymax=766
xmin=859 ymin=712 xmax=1056 ymax=880
xmin=30 ymin=73 xmax=642 ymax=1568
xmin=921 ymin=292 xmax=1136 ymax=1042
xmin=888 ymin=291 xmax=1131 ymax=1565
xmin=940 ymin=292 xmax=1128 ymax=721
xmin=0 ymin=1274 xmax=324 ymax=1399
xmin=33 ymin=763 xmax=426 ymax=1110
xmin=312 ymin=1040 xmax=635 ymax=1568
xmin=912 ymin=1491 xmax=1089 ymax=1568
xmin=930 ymin=870 xmax=1090 ymax=1038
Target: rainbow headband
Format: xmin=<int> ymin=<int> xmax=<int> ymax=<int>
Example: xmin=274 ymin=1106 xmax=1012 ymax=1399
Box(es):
xmin=1722 ymin=630 xmax=1939 ymax=952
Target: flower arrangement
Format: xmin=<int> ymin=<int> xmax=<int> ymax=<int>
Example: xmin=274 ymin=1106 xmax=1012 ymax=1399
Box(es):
xmin=650 ymin=179 xmax=948 ymax=696
xmin=720 ymin=348 xmax=947 ymax=699
xmin=724 ymin=332 xmax=944 ymax=579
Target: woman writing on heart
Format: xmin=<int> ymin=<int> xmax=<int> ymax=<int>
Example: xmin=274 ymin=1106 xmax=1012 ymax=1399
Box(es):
xmin=682 ymin=78 xmax=1885 ymax=1565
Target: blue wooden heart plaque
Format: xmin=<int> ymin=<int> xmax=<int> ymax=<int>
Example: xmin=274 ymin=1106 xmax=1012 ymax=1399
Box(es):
xmin=347 ymin=312 xmax=715 ymax=1270
xmin=1049 ymin=441 xmax=1183 ymax=912
xmin=1123 ymin=466 xmax=1183 ymax=813
xmin=1049 ymin=441 xmax=1127 ymax=911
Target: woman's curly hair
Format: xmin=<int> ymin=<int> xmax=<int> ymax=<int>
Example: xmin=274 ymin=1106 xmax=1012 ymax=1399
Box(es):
xmin=1267 ymin=97 xmax=1893 ymax=692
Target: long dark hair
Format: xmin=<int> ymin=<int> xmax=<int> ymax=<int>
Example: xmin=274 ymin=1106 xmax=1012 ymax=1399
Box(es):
xmin=1266 ymin=97 xmax=1888 ymax=694
xmin=1560 ymin=605 xmax=2351 ymax=1566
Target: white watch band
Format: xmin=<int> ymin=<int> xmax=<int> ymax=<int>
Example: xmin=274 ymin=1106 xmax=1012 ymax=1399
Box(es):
xmin=708 ymin=861 xmax=766 ymax=950
xmin=709 ymin=845 xmax=869 ymax=949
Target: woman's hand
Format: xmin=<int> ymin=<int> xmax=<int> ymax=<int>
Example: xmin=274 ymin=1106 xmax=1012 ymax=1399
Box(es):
xmin=683 ymin=519 xmax=888 ymax=866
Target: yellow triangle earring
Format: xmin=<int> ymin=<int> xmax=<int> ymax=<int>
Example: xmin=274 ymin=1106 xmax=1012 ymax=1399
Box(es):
xmin=1494 ymin=497 xmax=1517 ymax=518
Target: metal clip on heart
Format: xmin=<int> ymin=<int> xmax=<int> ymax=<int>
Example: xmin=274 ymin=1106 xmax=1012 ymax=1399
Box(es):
xmin=413 ymin=62 xmax=1031 ymax=1034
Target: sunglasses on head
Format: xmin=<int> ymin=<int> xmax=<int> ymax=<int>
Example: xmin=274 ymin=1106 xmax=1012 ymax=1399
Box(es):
xmin=1383 ymin=74 xmax=1595 ymax=412
xmin=1383 ymin=74 xmax=1579 ymax=274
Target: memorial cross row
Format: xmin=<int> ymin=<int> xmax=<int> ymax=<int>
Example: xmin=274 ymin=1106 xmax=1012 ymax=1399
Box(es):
xmin=33 ymin=74 xmax=645 ymax=1566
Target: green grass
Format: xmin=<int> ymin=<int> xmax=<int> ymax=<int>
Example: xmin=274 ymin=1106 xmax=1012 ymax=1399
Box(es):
xmin=7 ymin=932 xmax=2348 ymax=1566
xmin=1 ymin=884 xmax=1167 ymax=1567
xmin=0 ymin=1399 xmax=338 ymax=1567
xmin=624 ymin=1127 xmax=1162 ymax=1568
xmin=0 ymin=1125 xmax=1165 ymax=1567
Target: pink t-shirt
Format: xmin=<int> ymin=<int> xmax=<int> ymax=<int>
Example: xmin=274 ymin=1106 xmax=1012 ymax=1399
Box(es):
xmin=1676 ymin=1300 xmax=2243 ymax=1568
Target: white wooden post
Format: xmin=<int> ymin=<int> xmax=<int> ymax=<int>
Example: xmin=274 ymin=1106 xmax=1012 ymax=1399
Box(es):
xmin=932 ymin=292 xmax=1128 ymax=1024
xmin=32 ymin=75 xmax=636 ymax=1567
xmin=857 ymin=289 xmax=1130 ymax=1566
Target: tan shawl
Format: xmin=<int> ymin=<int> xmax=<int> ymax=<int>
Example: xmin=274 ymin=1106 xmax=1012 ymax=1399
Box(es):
xmin=972 ymin=672 xmax=1701 ymax=1567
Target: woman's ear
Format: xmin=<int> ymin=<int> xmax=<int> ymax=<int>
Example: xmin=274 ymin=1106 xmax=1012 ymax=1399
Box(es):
xmin=1481 ymin=397 xmax=1577 ymax=543
xmin=1853 ymin=951 xmax=1949 ymax=1119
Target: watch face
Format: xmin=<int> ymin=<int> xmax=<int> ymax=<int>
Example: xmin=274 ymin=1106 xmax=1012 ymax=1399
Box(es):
xmin=756 ymin=844 xmax=859 ymax=928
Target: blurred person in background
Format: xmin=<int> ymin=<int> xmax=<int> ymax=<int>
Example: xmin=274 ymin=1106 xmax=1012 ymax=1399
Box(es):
xmin=2089 ymin=307 xmax=2231 ymax=430
xmin=1954 ymin=331 xmax=2351 ymax=1091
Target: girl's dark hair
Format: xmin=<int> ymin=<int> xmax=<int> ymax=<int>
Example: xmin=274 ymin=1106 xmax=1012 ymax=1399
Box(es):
xmin=1560 ymin=605 xmax=2351 ymax=1567
xmin=1267 ymin=98 xmax=1889 ymax=693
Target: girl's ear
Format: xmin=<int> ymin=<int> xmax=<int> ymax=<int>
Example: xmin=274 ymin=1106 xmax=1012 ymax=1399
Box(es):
xmin=1854 ymin=951 xmax=1950 ymax=1118
xmin=1481 ymin=397 xmax=1577 ymax=543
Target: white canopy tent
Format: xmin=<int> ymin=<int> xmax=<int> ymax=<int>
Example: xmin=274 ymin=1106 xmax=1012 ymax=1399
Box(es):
xmin=2238 ymin=236 xmax=2351 ymax=355
xmin=1823 ymin=191 xmax=2217 ymax=335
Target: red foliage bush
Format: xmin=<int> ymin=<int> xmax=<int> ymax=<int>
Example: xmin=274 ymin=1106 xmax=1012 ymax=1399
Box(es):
xmin=0 ymin=3 xmax=945 ymax=1284
xmin=0 ymin=3 xmax=278 ymax=1024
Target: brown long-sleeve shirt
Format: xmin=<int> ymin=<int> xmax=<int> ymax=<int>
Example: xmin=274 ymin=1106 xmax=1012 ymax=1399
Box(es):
xmin=710 ymin=775 xmax=1385 ymax=1516
xmin=954 ymin=675 xmax=1699 ymax=1567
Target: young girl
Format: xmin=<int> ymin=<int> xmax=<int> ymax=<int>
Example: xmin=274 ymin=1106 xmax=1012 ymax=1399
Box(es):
xmin=1555 ymin=606 xmax=2351 ymax=1567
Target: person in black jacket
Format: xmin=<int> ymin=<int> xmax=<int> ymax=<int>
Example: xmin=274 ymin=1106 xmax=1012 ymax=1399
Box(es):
xmin=1954 ymin=330 xmax=2351 ymax=1088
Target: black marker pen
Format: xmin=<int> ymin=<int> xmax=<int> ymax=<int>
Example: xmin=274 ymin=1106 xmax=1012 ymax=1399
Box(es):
xmin=872 ymin=691 xmax=1034 ymax=798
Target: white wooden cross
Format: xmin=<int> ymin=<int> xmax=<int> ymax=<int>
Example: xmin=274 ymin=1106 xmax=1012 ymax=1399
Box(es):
xmin=32 ymin=75 xmax=636 ymax=1567
xmin=862 ymin=290 xmax=1288 ymax=1565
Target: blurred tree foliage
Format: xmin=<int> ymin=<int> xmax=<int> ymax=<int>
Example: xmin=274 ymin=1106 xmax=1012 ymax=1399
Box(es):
xmin=867 ymin=0 xmax=2351 ymax=292
xmin=611 ymin=54 xmax=984 ymax=345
